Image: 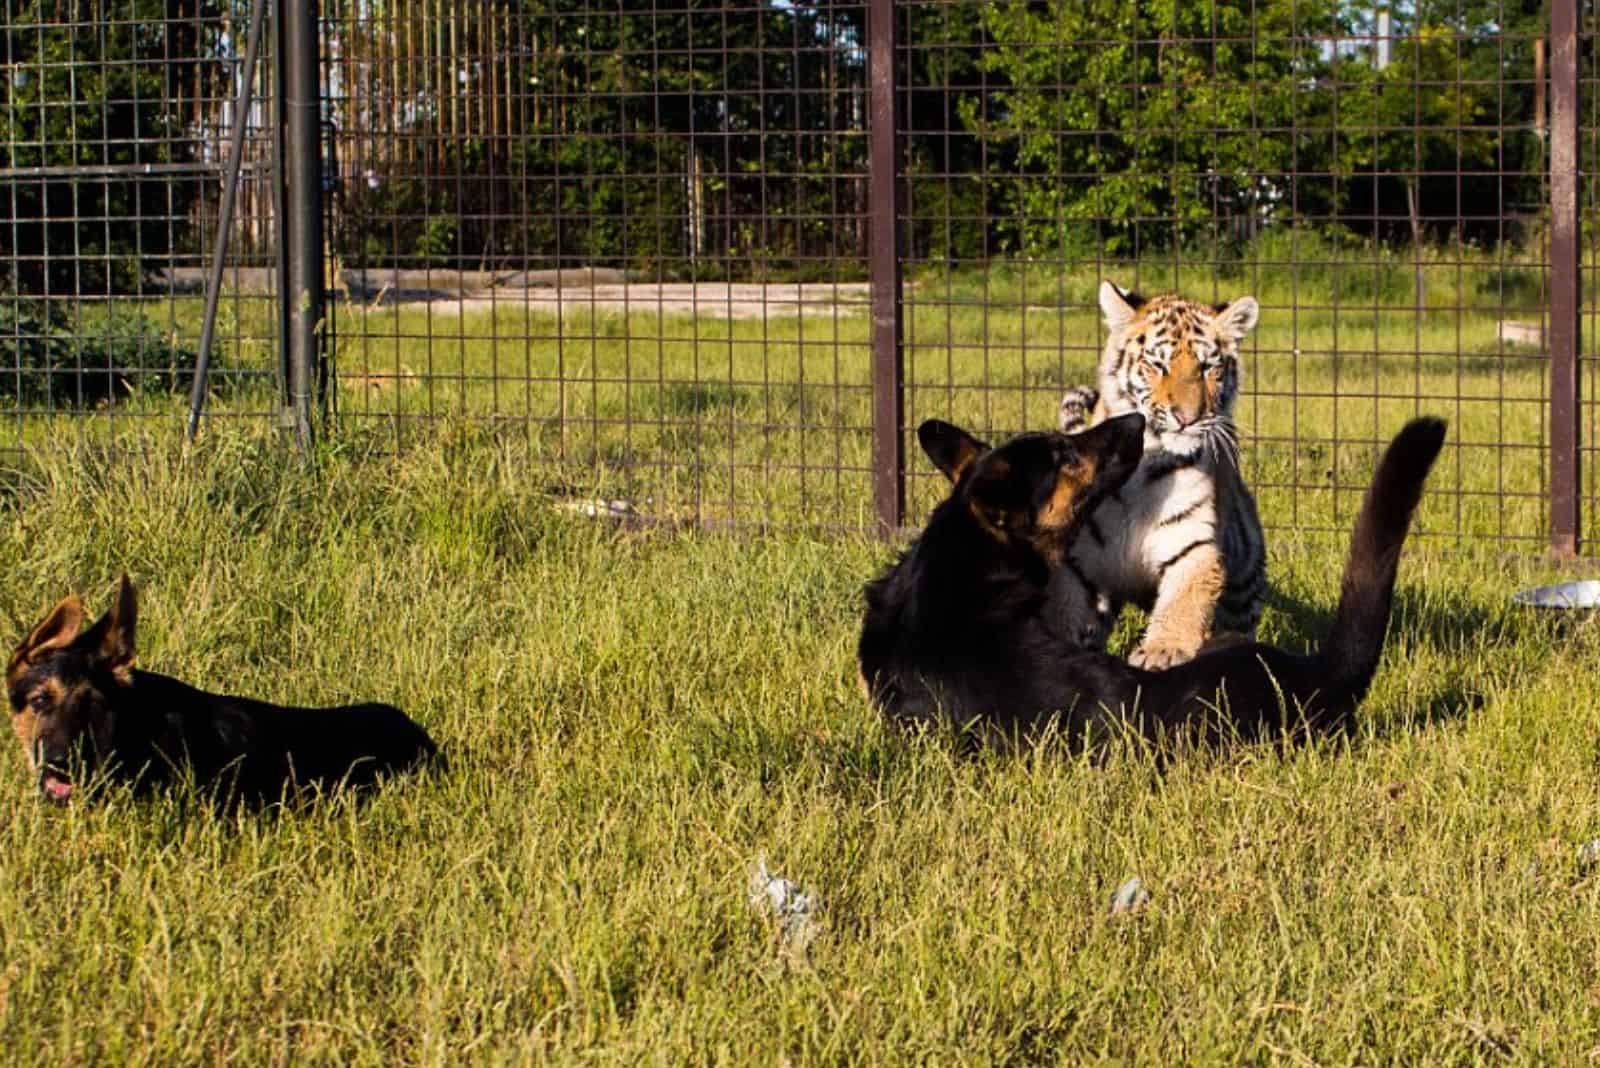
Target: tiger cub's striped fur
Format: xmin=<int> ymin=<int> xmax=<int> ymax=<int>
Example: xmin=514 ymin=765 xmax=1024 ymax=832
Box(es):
xmin=1052 ymin=281 xmax=1267 ymax=669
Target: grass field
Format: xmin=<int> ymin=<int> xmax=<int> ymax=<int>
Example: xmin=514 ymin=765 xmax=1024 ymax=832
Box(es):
xmin=0 ymin=426 xmax=1598 ymax=1063
xmin=2 ymin=250 xmax=1600 ymax=1061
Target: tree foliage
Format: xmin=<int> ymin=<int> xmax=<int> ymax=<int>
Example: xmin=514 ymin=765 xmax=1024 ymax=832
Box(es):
xmin=959 ymin=0 xmax=1529 ymax=257
xmin=1 ymin=0 xmax=1553 ymax=287
xmin=331 ymin=0 xmax=870 ymax=276
xmin=1 ymin=0 xmax=220 ymax=295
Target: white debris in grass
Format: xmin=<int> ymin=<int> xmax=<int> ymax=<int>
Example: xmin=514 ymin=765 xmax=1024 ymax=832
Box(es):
xmin=1109 ymin=876 xmax=1151 ymax=916
xmin=749 ymin=858 xmax=822 ymax=952
xmin=555 ymin=497 xmax=638 ymax=520
xmin=1577 ymin=839 xmax=1600 ymax=875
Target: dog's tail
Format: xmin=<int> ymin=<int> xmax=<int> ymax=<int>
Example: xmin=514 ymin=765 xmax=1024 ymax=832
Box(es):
xmin=1316 ymin=417 xmax=1447 ymax=701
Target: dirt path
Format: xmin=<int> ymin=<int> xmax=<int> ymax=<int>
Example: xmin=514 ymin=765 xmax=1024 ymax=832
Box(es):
xmin=166 ymin=267 xmax=872 ymax=321
xmin=419 ymin=281 xmax=871 ymax=320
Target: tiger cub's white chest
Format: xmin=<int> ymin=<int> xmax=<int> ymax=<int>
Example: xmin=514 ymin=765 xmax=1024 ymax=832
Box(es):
xmin=1071 ymin=456 xmax=1216 ymax=602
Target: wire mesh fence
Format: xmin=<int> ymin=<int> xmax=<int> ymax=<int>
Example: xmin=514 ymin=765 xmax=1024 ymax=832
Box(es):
xmin=2 ymin=0 xmax=1595 ymax=551
xmin=891 ymin=0 xmax=1567 ymax=552
xmin=1 ymin=0 xmax=284 ymax=450
xmin=319 ymin=0 xmax=877 ymax=529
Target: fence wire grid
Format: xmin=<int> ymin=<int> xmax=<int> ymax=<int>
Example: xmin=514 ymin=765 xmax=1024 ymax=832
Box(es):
xmin=2 ymin=0 xmax=284 ymax=438
xmin=2 ymin=0 xmax=1597 ymax=551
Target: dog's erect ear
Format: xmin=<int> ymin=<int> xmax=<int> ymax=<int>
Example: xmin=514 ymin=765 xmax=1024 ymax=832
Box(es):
xmin=963 ymin=455 xmax=1026 ymax=538
xmin=1098 ymin=280 xmax=1145 ymax=331
xmin=918 ymin=420 xmax=989 ymax=484
xmin=1072 ymin=412 xmax=1146 ymax=482
xmin=14 ymin=595 xmax=85 ymax=663
xmin=81 ymin=574 xmax=137 ymax=683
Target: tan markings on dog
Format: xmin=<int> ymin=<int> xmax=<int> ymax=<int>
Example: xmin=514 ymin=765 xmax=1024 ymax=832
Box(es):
xmin=5 ymin=653 xmax=28 ymax=691
xmin=8 ymin=678 xmax=66 ymax=771
xmin=15 ymin=595 xmax=85 ymax=664
xmin=10 ymin=710 xmax=38 ymax=769
xmin=966 ymin=500 xmax=1011 ymax=543
xmin=964 ymin=462 xmax=1017 ymax=543
xmin=946 ymin=438 xmax=985 ymax=482
xmin=1037 ymin=459 xmax=1095 ymax=532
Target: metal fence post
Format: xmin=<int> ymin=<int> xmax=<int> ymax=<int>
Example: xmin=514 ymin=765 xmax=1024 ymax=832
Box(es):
xmin=868 ymin=0 xmax=904 ymax=538
xmin=282 ymin=0 xmax=325 ymax=449
xmin=187 ymin=0 xmax=271 ymax=439
xmin=1550 ymin=0 xmax=1582 ymax=558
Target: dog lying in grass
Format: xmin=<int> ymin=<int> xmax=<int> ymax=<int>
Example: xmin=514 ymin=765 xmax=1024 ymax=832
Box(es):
xmin=858 ymin=412 xmax=1447 ymax=749
xmin=7 ymin=575 xmax=437 ymax=804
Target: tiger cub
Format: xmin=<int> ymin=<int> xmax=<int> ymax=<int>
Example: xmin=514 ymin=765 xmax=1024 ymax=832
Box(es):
xmin=1052 ymin=281 xmax=1267 ymax=669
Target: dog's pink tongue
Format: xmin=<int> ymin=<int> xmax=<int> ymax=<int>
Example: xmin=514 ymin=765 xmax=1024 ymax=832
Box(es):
xmin=42 ymin=777 xmax=72 ymax=802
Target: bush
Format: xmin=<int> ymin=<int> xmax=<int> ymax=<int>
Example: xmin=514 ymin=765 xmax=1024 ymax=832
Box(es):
xmin=0 ymin=302 xmax=215 ymax=407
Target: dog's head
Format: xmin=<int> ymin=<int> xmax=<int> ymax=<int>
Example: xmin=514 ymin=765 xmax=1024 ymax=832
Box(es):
xmin=917 ymin=413 xmax=1145 ymax=562
xmin=7 ymin=575 xmax=139 ymax=803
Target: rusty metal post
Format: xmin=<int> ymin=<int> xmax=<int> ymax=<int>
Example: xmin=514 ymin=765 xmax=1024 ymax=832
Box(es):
xmin=868 ymin=0 xmax=904 ymax=537
xmin=1550 ymin=0 xmax=1581 ymax=558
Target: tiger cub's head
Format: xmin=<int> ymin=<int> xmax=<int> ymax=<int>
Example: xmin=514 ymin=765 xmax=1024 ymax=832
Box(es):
xmin=1098 ymin=281 xmax=1258 ymax=460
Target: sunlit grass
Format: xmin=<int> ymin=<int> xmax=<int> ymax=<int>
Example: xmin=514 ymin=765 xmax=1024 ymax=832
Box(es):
xmin=0 ymin=424 xmax=1596 ymax=1061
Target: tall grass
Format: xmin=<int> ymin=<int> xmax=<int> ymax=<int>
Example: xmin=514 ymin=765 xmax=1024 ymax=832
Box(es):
xmin=0 ymin=422 xmax=1596 ymax=1062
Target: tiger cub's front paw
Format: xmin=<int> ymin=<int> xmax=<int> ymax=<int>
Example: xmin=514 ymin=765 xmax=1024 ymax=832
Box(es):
xmin=1057 ymin=386 xmax=1100 ymax=433
xmin=1129 ymin=636 xmax=1202 ymax=671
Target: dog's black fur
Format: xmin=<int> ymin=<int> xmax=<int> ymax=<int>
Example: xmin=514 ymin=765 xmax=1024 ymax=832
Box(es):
xmin=858 ymin=413 xmax=1447 ymax=749
xmin=7 ymin=575 xmax=437 ymax=804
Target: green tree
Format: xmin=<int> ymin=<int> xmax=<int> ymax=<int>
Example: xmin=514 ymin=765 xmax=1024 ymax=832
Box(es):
xmin=970 ymin=0 xmax=1339 ymax=256
xmin=1327 ymin=2 xmax=1524 ymax=249
xmin=1334 ymin=25 xmax=1496 ymax=250
xmin=1 ymin=0 xmax=217 ymax=295
xmin=331 ymin=0 xmax=869 ymax=277
xmin=897 ymin=2 xmax=993 ymax=261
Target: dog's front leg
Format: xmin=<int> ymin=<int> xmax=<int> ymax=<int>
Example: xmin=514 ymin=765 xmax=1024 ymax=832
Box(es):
xmin=1047 ymin=559 xmax=1118 ymax=651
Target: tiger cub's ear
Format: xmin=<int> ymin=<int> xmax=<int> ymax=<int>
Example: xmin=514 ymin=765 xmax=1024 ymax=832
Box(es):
xmin=1213 ymin=296 xmax=1260 ymax=342
xmin=1098 ymin=280 xmax=1145 ymax=331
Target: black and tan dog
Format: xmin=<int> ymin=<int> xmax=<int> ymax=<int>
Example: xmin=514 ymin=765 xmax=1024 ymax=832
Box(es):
xmin=858 ymin=412 xmax=1447 ymax=749
xmin=7 ymin=575 xmax=437 ymax=804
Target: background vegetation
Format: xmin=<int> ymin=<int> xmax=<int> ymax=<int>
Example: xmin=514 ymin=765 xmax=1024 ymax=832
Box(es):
xmin=0 ymin=0 xmax=221 ymax=296
xmin=0 ymin=0 xmax=1554 ymax=286
xmin=2 ymin=236 xmax=1569 ymax=539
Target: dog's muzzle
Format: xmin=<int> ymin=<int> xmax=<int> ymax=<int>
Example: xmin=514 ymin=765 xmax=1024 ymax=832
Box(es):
xmin=37 ymin=761 xmax=73 ymax=804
